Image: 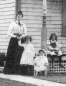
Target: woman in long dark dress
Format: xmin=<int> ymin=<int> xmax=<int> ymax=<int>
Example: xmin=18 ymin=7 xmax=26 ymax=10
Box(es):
xmin=3 ymin=11 xmax=27 ymax=74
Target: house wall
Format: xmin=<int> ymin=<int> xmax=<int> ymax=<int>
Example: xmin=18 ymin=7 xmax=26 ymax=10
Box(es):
xmin=0 ymin=0 xmax=16 ymax=53
xmin=47 ymin=0 xmax=66 ymax=55
xmin=0 ymin=0 xmax=66 ymax=55
xmin=21 ymin=0 xmax=43 ymax=52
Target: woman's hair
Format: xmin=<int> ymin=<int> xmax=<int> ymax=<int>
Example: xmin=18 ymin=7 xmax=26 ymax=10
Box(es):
xmin=25 ymin=35 xmax=32 ymax=42
xmin=17 ymin=11 xmax=23 ymax=17
xmin=49 ymin=33 xmax=57 ymax=41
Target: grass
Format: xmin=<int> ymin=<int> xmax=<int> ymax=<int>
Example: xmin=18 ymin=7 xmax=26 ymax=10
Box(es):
xmin=33 ymin=74 xmax=66 ymax=84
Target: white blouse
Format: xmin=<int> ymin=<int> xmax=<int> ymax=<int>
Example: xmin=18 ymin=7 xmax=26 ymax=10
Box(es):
xmin=7 ymin=21 xmax=27 ymax=38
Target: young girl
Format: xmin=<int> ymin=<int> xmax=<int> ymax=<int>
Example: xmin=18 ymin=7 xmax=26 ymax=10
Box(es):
xmin=48 ymin=33 xmax=63 ymax=67
xmin=34 ymin=49 xmax=48 ymax=77
xmin=18 ymin=35 xmax=35 ymax=75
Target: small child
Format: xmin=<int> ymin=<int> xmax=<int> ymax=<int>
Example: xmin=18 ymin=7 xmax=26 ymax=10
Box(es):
xmin=18 ymin=35 xmax=35 ymax=75
xmin=34 ymin=49 xmax=48 ymax=77
xmin=48 ymin=33 xmax=63 ymax=67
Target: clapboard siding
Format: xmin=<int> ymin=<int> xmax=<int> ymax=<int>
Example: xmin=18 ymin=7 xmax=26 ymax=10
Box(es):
xmin=21 ymin=0 xmax=43 ymax=52
xmin=0 ymin=3 xmax=15 ymax=8
xmin=47 ymin=0 xmax=66 ymax=54
xmin=0 ymin=0 xmax=15 ymax=4
xmin=0 ymin=0 xmax=16 ymax=53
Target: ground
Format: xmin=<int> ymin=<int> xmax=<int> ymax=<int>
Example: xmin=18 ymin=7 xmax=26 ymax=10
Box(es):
xmin=0 ymin=73 xmax=66 ymax=86
xmin=35 ymin=74 xmax=66 ymax=84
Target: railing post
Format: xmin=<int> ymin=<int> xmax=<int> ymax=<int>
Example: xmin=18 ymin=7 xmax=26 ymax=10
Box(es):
xmin=41 ymin=0 xmax=47 ymax=50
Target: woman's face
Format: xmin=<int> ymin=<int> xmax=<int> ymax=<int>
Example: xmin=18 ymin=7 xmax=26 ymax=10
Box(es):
xmin=17 ymin=14 xmax=22 ymax=21
xmin=52 ymin=35 xmax=56 ymax=41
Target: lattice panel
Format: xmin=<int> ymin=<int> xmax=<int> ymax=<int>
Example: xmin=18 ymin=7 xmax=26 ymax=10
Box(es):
xmin=49 ymin=61 xmax=66 ymax=73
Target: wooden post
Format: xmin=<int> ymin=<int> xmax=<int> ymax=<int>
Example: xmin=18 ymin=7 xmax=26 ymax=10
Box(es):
xmin=15 ymin=0 xmax=21 ymax=18
xmin=41 ymin=0 xmax=47 ymax=50
xmin=62 ymin=0 xmax=66 ymax=37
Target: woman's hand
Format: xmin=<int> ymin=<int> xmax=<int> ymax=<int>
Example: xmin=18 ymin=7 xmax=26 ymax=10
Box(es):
xmin=14 ymin=33 xmax=22 ymax=39
xmin=14 ymin=33 xmax=21 ymax=37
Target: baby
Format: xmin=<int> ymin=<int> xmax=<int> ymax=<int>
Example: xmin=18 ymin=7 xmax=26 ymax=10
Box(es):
xmin=34 ymin=49 xmax=49 ymax=76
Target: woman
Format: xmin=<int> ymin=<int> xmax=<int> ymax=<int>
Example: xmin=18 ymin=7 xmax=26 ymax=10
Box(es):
xmin=3 ymin=11 xmax=27 ymax=74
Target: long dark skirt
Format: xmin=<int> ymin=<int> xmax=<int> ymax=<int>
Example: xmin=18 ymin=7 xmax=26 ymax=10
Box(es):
xmin=3 ymin=37 xmax=24 ymax=74
xmin=19 ymin=65 xmax=34 ymax=75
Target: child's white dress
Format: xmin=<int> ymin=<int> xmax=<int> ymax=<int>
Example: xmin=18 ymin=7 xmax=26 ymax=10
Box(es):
xmin=48 ymin=41 xmax=62 ymax=56
xmin=34 ymin=55 xmax=48 ymax=72
xmin=20 ymin=43 xmax=35 ymax=65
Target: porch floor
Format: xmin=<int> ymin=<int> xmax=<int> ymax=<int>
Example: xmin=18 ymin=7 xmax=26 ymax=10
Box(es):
xmin=0 ymin=73 xmax=65 ymax=86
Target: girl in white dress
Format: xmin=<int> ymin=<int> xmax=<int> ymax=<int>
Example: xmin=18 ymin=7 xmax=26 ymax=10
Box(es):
xmin=18 ymin=35 xmax=35 ymax=75
xmin=48 ymin=33 xmax=63 ymax=68
xmin=34 ymin=49 xmax=48 ymax=76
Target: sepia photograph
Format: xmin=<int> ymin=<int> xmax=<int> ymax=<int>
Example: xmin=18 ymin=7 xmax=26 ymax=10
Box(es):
xmin=0 ymin=0 xmax=66 ymax=86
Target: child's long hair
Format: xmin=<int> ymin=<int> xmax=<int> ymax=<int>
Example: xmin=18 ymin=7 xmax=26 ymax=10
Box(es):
xmin=25 ymin=35 xmax=32 ymax=42
xmin=49 ymin=33 xmax=57 ymax=41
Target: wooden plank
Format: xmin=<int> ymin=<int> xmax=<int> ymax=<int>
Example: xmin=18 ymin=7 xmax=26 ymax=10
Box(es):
xmin=21 ymin=8 xmax=42 ymax=13
xmin=28 ymin=32 xmax=41 ymax=36
xmin=22 ymin=12 xmax=42 ymax=16
xmin=32 ymin=36 xmax=41 ymax=40
xmin=0 ymin=19 xmax=14 ymax=23
xmin=0 ymin=23 xmax=10 ymax=27
xmin=0 ymin=14 xmax=15 ymax=18
xmin=21 ymin=4 xmax=42 ymax=9
xmin=0 ymin=16 xmax=14 ymax=19
xmin=23 ymin=16 xmax=42 ymax=20
xmin=46 ymin=17 xmax=62 ymax=21
xmin=26 ymin=24 xmax=42 ymax=28
xmin=0 ymin=3 xmax=15 ymax=8
xmin=23 ymin=20 xmax=42 ymax=24
xmin=47 ymin=28 xmax=61 ymax=32
xmin=0 ymin=11 xmax=15 ymax=15
xmin=48 ymin=13 xmax=62 ymax=17
xmin=0 ymin=0 xmax=15 ymax=4
xmin=46 ymin=24 xmax=62 ymax=28
xmin=32 ymin=39 xmax=41 ymax=44
xmin=0 ymin=7 xmax=15 ymax=12
xmin=47 ymin=21 xmax=62 ymax=24
xmin=0 ymin=46 xmax=7 ymax=49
